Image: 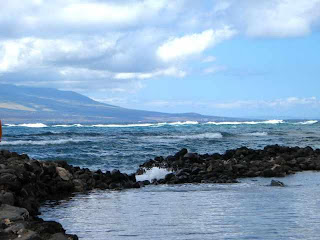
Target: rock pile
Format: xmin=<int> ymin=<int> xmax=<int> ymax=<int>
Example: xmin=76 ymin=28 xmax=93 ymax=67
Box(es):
xmin=0 ymin=149 xmax=139 ymax=240
xmin=137 ymin=145 xmax=320 ymax=184
xmin=2 ymin=144 xmax=320 ymax=239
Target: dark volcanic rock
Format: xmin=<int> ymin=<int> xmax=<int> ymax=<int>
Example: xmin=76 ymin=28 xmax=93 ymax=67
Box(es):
xmin=137 ymin=145 xmax=320 ymax=185
xmin=270 ymin=180 xmax=285 ymax=187
xmin=0 ymin=149 xmax=137 ymax=240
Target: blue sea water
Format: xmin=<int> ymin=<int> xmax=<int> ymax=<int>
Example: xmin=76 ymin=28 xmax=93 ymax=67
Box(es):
xmin=1 ymin=120 xmax=320 ymax=173
xmin=1 ymin=119 xmax=320 ymax=239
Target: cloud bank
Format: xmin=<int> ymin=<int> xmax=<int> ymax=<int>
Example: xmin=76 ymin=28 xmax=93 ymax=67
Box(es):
xmin=0 ymin=0 xmax=320 ymax=95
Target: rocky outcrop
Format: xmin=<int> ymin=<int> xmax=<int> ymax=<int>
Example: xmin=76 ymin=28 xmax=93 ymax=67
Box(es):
xmin=0 ymin=149 xmax=139 ymax=240
xmin=137 ymin=145 xmax=320 ymax=184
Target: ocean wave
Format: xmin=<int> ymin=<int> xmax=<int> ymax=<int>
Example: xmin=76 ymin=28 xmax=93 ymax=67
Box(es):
xmin=92 ymin=123 xmax=155 ymax=128
xmin=206 ymin=120 xmax=284 ymax=125
xmin=167 ymin=121 xmax=199 ymax=126
xmin=173 ymin=132 xmax=223 ymax=139
xmin=53 ymin=124 xmax=83 ymax=127
xmin=243 ymin=132 xmax=268 ymax=137
xmin=91 ymin=121 xmax=199 ymax=128
xmin=0 ymin=138 xmax=87 ymax=146
xmin=4 ymin=123 xmax=48 ymax=128
xmin=295 ymin=120 xmax=318 ymax=125
xmin=136 ymin=167 xmax=173 ymax=182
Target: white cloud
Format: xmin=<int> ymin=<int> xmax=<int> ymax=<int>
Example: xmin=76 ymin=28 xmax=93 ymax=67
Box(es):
xmin=1 ymin=0 xmax=320 ymax=97
xmin=60 ymin=0 xmax=171 ymax=26
xmin=157 ymin=26 xmax=236 ymax=61
xmin=246 ymin=0 xmax=320 ymax=37
xmin=114 ymin=67 xmax=186 ymax=80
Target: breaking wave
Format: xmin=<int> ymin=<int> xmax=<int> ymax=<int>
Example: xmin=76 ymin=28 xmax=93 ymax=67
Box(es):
xmin=53 ymin=124 xmax=83 ymax=127
xmin=243 ymin=132 xmax=268 ymax=137
xmin=175 ymin=132 xmax=224 ymax=139
xmin=92 ymin=121 xmax=199 ymax=128
xmin=136 ymin=167 xmax=173 ymax=182
xmin=4 ymin=123 xmax=48 ymax=128
xmin=206 ymin=120 xmax=284 ymax=125
xmin=295 ymin=120 xmax=318 ymax=125
xmin=92 ymin=123 xmax=155 ymax=128
xmin=0 ymin=139 xmax=87 ymax=146
xmin=167 ymin=121 xmax=199 ymax=126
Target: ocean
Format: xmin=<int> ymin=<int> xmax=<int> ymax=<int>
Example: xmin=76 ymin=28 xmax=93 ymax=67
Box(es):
xmin=1 ymin=120 xmax=320 ymax=239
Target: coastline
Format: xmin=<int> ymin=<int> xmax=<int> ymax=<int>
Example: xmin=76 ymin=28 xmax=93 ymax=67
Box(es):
xmin=1 ymin=145 xmax=320 ymax=239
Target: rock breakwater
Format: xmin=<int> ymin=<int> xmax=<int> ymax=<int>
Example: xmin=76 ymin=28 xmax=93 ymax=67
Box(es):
xmin=0 ymin=149 xmax=138 ymax=240
xmin=137 ymin=145 xmax=320 ymax=184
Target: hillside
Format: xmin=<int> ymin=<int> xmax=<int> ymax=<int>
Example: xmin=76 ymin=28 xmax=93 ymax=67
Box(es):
xmin=0 ymin=84 xmax=232 ymax=123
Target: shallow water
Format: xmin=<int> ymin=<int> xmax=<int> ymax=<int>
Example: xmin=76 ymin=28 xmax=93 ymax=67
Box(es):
xmin=41 ymin=172 xmax=320 ymax=240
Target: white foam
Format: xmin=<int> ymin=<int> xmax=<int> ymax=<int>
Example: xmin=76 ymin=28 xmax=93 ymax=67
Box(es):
xmin=136 ymin=167 xmax=173 ymax=182
xmin=168 ymin=121 xmax=199 ymax=126
xmin=206 ymin=120 xmax=284 ymax=125
xmin=4 ymin=123 xmax=48 ymax=127
xmin=4 ymin=124 xmax=17 ymax=127
xmin=53 ymin=124 xmax=83 ymax=127
xmin=18 ymin=123 xmax=48 ymax=128
xmin=295 ymin=120 xmax=318 ymax=125
xmin=0 ymin=139 xmax=86 ymax=146
xmin=243 ymin=132 xmax=268 ymax=136
xmin=92 ymin=123 xmax=155 ymax=128
xmin=263 ymin=120 xmax=284 ymax=124
xmin=176 ymin=132 xmax=223 ymax=139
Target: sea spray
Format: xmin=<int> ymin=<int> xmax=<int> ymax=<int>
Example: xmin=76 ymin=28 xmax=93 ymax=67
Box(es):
xmin=136 ymin=167 xmax=173 ymax=182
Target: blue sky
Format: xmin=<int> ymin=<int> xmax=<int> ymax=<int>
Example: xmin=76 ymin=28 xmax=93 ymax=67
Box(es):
xmin=0 ymin=0 xmax=320 ymax=118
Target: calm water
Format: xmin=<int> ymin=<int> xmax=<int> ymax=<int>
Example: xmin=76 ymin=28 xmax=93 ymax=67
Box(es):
xmin=1 ymin=120 xmax=320 ymax=239
xmin=41 ymin=172 xmax=320 ymax=240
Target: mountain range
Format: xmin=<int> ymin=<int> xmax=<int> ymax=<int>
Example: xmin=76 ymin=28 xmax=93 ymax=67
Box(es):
xmin=0 ymin=84 xmax=234 ymax=123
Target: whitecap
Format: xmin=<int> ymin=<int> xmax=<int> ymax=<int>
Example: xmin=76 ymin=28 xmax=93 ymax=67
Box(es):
xmin=53 ymin=124 xmax=83 ymax=127
xmin=168 ymin=121 xmax=199 ymax=126
xmin=295 ymin=120 xmax=318 ymax=125
xmin=178 ymin=132 xmax=223 ymax=139
xmin=206 ymin=120 xmax=284 ymax=125
xmin=4 ymin=124 xmax=17 ymax=127
xmin=0 ymin=139 xmax=86 ymax=146
xmin=92 ymin=123 xmax=155 ymax=128
xmin=136 ymin=167 xmax=173 ymax=182
xmin=243 ymin=132 xmax=268 ymax=137
xmin=18 ymin=123 xmax=48 ymax=128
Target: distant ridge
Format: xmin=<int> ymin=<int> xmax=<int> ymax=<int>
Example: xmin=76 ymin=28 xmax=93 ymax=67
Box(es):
xmin=0 ymin=84 xmax=235 ymax=123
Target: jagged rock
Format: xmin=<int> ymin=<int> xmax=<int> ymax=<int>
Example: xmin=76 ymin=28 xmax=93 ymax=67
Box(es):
xmin=0 ymin=204 xmax=29 ymax=222
xmin=49 ymin=233 xmax=69 ymax=240
xmin=56 ymin=167 xmax=73 ymax=181
xmin=0 ymin=191 xmax=15 ymax=205
xmin=15 ymin=229 xmax=39 ymax=240
xmin=4 ymin=223 xmax=25 ymax=234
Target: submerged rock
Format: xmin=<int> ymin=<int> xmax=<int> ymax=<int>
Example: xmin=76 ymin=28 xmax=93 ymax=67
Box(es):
xmin=270 ymin=180 xmax=285 ymax=187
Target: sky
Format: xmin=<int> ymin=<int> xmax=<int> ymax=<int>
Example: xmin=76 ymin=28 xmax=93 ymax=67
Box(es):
xmin=0 ymin=0 xmax=320 ymax=118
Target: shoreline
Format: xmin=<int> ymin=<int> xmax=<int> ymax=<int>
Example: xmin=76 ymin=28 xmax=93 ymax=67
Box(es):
xmin=1 ymin=145 xmax=320 ymax=239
